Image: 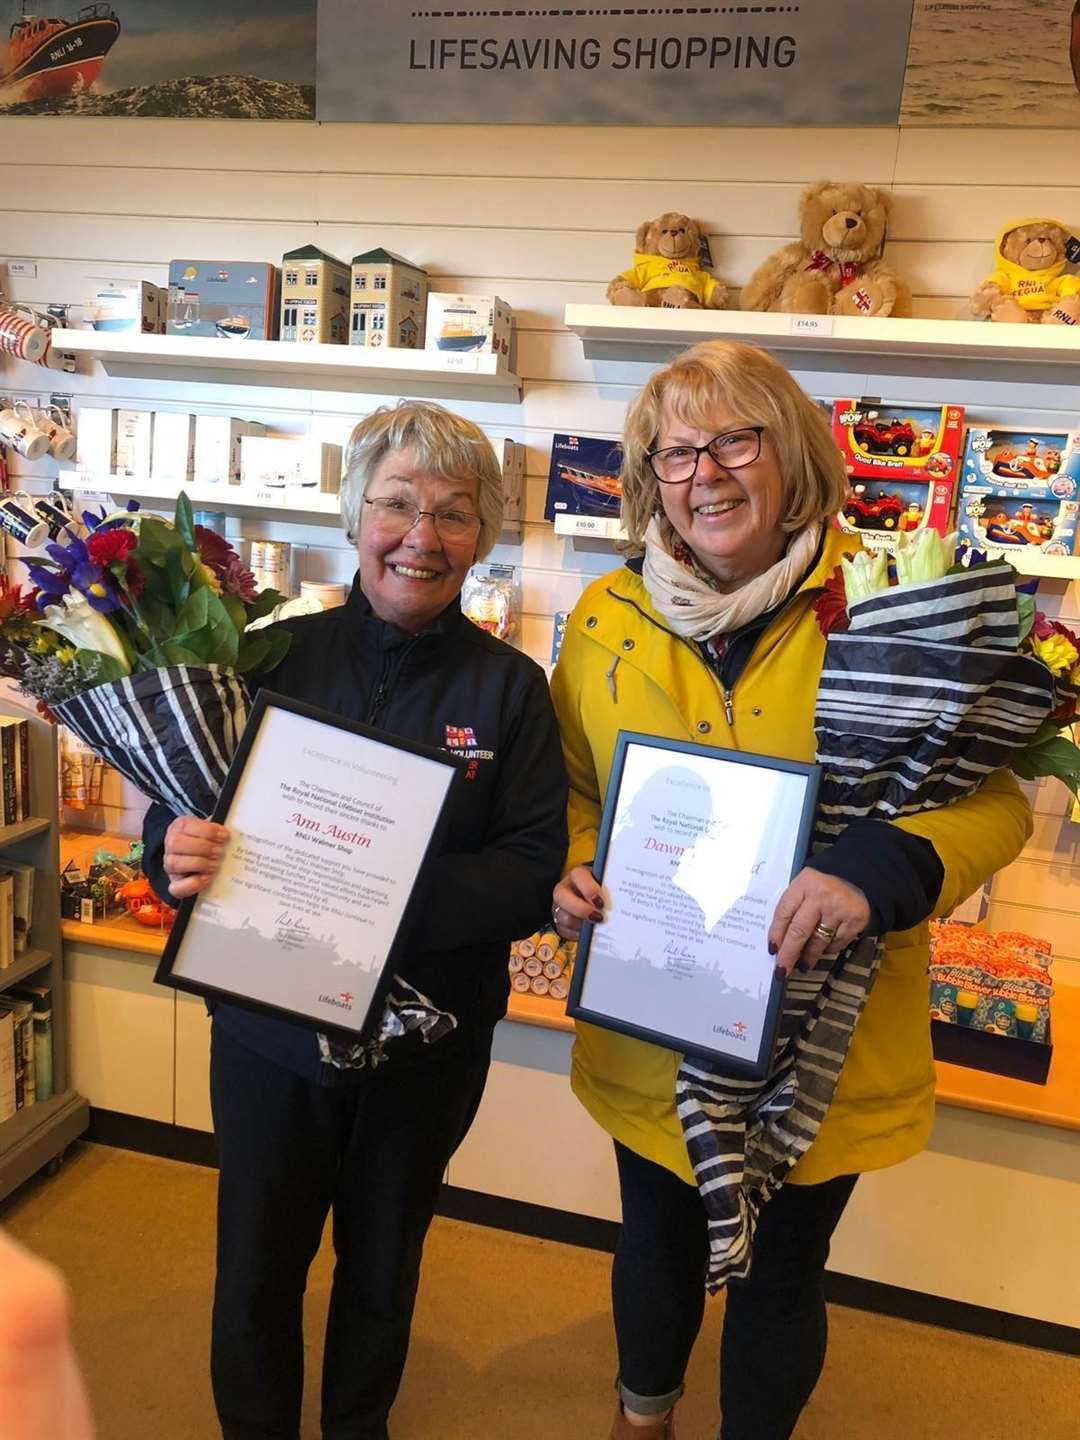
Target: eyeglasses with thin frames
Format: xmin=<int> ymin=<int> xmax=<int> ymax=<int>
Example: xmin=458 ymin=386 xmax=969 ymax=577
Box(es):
xmin=362 ymin=495 xmax=483 ymax=543
xmin=647 ymin=425 xmax=766 ymax=485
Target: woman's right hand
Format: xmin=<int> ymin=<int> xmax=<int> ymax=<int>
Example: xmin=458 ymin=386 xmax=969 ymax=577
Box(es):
xmin=162 ymin=816 xmax=230 ymax=900
xmin=552 ymin=865 xmax=605 ymax=942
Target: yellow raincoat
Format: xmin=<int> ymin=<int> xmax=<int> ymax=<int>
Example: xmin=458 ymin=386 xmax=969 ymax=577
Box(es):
xmin=550 ymin=530 xmax=1032 ymax=1186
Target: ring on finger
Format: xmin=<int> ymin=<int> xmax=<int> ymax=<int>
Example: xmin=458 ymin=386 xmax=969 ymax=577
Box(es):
xmin=812 ymin=921 xmax=837 ymax=942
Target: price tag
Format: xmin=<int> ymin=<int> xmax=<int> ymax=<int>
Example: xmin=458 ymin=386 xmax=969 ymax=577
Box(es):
xmin=788 ymin=314 xmax=835 ymax=337
xmin=6 ymin=260 xmax=37 ymax=279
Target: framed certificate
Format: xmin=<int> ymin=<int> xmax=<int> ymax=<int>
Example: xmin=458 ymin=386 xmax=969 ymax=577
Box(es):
xmin=567 ymin=731 xmax=820 ymax=1080
xmin=156 ymin=690 xmax=460 ymax=1040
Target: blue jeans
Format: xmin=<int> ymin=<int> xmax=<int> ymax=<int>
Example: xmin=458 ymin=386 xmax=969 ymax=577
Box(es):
xmin=613 ymin=1141 xmax=857 ymax=1438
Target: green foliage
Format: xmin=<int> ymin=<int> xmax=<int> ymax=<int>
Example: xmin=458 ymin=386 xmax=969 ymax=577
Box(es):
xmin=1012 ymin=735 xmax=1080 ymax=796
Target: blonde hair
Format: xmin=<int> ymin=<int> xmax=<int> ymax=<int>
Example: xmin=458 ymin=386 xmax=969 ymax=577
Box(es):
xmin=620 ymin=340 xmax=848 ymax=547
xmin=341 ymin=400 xmax=504 ymax=560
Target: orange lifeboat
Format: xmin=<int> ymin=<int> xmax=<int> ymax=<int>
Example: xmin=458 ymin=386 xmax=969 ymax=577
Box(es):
xmin=1 ymin=5 xmax=120 ymax=103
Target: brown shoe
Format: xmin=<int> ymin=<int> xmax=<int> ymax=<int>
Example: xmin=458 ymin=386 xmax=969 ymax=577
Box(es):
xmin=609 ymin=1404 xmax=676 ymax=1439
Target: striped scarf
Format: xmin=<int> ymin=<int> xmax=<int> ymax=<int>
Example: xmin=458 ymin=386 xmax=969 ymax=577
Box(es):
xmin=677 ymin=562 xmax=1057 ymax=1292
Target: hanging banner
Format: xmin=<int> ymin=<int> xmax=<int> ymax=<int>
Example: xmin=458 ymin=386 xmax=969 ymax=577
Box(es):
xmin=317 ymin=0 xmax=917 ymax=126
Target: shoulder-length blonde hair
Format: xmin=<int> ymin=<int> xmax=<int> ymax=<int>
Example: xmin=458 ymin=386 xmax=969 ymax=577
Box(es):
xmin=620 ymin=340 xmax=848 ymax=547
xmin=340 ymin=400 xmax=504 ymax=560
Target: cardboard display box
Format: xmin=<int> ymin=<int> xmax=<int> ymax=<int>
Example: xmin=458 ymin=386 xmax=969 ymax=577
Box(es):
xmin=240 ymin=436 xmax=343 ymax=502
xmin=83 ymin=279 xmax=165 ymax=334
xmin=194 ymin=416 xmax=267 ymax=487
xmin=425 ymin=292 xmax=511 ymax=358
xmin=832 ymin=400 xmax=966 ymax=552
xmin=958 ymin=425 xmax=1080 ymax=573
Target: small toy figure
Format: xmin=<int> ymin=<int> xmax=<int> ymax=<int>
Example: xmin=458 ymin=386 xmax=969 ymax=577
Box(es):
xmin=607 ymin=213 xmax=728 ymax=309
xmin=971 ymin=219 xmax=1080 ymax=325
xmin=899 ymin=501 xmax=924 ymax=532
xmin=741 ymin=180 xmax=911 ymax=318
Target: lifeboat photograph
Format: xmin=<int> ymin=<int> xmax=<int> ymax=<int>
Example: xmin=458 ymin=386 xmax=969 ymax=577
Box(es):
xmin=0 ymin=4 xmax=120 ymax=102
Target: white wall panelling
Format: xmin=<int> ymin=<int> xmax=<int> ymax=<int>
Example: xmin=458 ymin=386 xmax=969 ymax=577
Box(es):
xmin=2 ymin=114 xmax=1079 ymax=958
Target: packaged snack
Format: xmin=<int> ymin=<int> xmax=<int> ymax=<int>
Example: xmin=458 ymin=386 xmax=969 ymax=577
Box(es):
xmin=462 ymin=564 xmax=519 ymax=642
xmin=832 ymin=401 xmax=965 ymax=552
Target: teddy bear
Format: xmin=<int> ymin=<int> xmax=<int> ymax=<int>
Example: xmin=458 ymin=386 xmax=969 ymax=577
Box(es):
xmin=607 ymin=213 xmax=728 ymax=309
xmin=970 ymin=219 xmax=1080 ymax=324
xmin=740 ymin=180 xmax=911 ymax=319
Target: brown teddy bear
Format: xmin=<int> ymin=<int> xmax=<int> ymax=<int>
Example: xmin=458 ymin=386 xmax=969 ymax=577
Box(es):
xmin=741 ymin=180 xmax=911 ymax=319
xmin=607 ymin=213 xmax=728 ymax=309
xmin=970 ymin=219 xmax=1080 ymax=324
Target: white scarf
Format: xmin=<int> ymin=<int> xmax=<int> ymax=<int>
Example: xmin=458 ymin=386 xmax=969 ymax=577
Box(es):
xmin=641 ymin=515 xmax=823 ymax=641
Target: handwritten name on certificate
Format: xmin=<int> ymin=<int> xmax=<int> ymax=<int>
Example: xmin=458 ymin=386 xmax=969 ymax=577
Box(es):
xmin=166 ymin=701 xmax=455 ymax=1032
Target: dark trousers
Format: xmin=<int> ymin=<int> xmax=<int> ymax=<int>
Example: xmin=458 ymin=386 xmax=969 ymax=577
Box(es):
xmin=209 ymin=1021 xmax=493 ymax=1440
xmin=613 ymin=1141 xmax=858 ymax=1440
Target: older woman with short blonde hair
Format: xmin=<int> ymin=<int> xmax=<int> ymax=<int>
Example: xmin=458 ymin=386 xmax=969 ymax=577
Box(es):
xmin=550 ymin=341 xmax=1030 ymax=1440
xmin=144 ymin=399 xmax=568 ymax=1440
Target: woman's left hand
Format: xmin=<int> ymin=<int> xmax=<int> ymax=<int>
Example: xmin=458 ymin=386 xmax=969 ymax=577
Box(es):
xmin=768 ymin=868 xmax=871 ymax=977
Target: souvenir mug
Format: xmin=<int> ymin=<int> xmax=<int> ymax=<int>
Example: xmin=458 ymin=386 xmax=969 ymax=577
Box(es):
xmin=31 ymin=404 xmax=77 ymax=461
xmin=0 ymin=305 xmax=49 ymax=364
xmin=0 ymin=402 xmax=50 ymax=461
xmin=0 ymin=492 xmax=48 ymax=549
xmin=33 ymin=491 xmax=77 ymax=541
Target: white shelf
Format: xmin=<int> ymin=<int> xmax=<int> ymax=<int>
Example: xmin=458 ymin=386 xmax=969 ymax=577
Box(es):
xmin=51 ymin=329 xmax=522 ymax=405
xmin=563 ymin=306 xmax=1080 ymax=388
xmin=59 ymin=470 xmax=341 ymax=518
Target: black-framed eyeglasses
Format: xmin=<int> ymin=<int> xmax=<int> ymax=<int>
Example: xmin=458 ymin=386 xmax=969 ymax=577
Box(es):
xmin=362 ymin=495 xmax=483 ymax=542
xmin=647 ymin=426 xmax=766 ymax=485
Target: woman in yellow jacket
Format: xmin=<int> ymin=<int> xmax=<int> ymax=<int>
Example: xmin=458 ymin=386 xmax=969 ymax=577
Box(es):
xmin=549 ymin=341 xmax=1032 ymax=1440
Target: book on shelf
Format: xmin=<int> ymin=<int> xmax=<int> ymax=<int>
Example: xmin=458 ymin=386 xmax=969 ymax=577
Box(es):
xmin=8 ymin=996 xmax=34 ymax=1110
xmin=0 ymin=716 xmax=30 ymax=826
xmin=10 ymin=986 xmax=52 ymax=1104
xmin=6 ymin=861 xmax=34 ymax=955
xmin=0 ymin=871 xmax=13 ymax=971
xmin=0 ymin=1005 xmax=16 ymax=1123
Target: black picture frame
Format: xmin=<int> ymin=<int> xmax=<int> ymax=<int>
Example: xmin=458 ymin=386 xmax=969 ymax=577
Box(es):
xmin=155 ymin=689 xmax=461 ymax=1042
xmin=566 ymin=730 xmax=820 ymax=1081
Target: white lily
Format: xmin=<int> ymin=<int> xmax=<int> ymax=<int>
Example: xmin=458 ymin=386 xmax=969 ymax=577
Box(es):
xmin=41 ymin=594 xmax=132 ymax=674
xmin=893 ymin=528 xmax=957 ymax=587
xmin=840 ymin=548 xmax=890 ymax=608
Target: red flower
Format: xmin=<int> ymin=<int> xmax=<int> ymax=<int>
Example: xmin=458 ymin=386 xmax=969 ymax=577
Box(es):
xmin=123 ymin=560 xmax=145 ymax=600
xmin=813 ymin=565 xmax=850 ymax=636
xmin=87 ymin=528 xmax=137 ymax=565
xmin=1050 ymin=696 xmax=1078 ymax=725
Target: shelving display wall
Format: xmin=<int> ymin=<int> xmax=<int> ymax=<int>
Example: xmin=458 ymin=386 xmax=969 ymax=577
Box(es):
xmin=0 ymin=688 xmax=89 ymax=1201
xmin=1 ymin=116 xmax=1078 ymax=980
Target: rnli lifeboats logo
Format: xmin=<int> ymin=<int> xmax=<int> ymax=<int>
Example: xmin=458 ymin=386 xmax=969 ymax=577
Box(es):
xmin=445 ymin=726 xmax=477 ymax=749
xmin=444 ymin=724 xmax=494 ymax=781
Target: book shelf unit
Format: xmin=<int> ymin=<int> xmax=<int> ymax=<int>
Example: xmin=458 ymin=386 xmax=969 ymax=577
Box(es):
xmin=0 ymin=690 xmax=89 ymax=1203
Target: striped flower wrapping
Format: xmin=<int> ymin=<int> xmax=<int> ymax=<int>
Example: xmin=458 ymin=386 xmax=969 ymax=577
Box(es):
xmin=52 ymin=661 xmax=458 ymax=1068
xmin=678 ymin=565 xmax=1057 ymax=1292
xmin=52 ymin=664 xmax=250 ymax=818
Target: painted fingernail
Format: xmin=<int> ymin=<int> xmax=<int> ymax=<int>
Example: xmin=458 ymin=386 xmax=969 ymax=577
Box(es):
xmin=591 ymin=894 xmax=604 ymax=907
xmin=767 ymin=941 xmax=777 ymax=956
xmin=590 ymin=910 xmax=604 ymax=924
xmin=774 ymin=965 xmax=788 ymax=982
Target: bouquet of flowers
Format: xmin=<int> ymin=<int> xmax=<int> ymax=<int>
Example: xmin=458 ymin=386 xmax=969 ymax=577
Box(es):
xmin=0 ymin=495 xmax=290 ymax=816
xmin=677 ymin=530 xmax=1080 ymax=1291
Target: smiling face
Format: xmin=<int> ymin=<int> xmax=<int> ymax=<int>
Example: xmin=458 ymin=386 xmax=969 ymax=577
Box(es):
xmin=654 ymin=396 xmax=789 ymax=590
xmin=355 ymin=446 xmax=481 ymax=632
